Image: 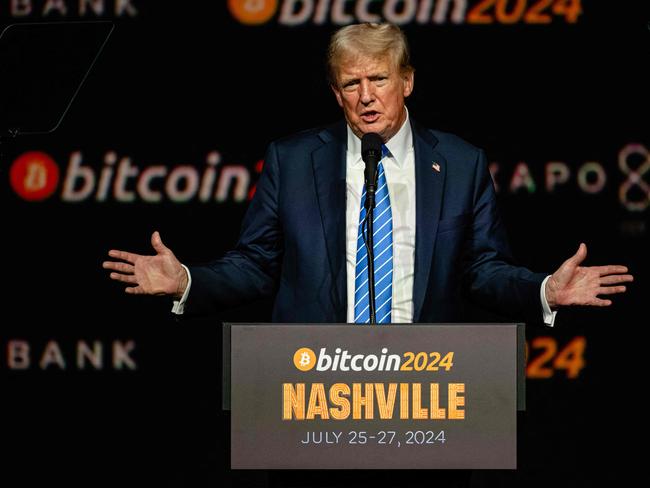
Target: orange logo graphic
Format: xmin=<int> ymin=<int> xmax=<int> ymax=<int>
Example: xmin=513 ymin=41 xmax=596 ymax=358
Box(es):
xmin=293 ymin=347 xmax=316 ymax=371
xmin=10 ymin=151 xmax=60 ymax=201
xmin=228 ymin=0 xmax=278 ymax=25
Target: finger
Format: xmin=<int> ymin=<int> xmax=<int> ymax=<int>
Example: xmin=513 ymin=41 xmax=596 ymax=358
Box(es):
xmin=587 ymin=298 xmax=612 ymax=307
xmin=109 ymin=272 xmax=138 ymax=284
xmin=102 ymin=261 xmax=135 ymax=274
xmin=600 ymin=274 xmax=634 ymax=285
xmin=107 ymin=249 xmax=139 ymax=263
xmin=125 ymin=286 xmax=142 ymax=295
xmin=567 ymin=242 xmax=587 ymax=266
xmin=597 ymin=285 xmax=627 ymax=295
xmin=151 ymin=231 xmax=169 ymax=255
xmin=594 ymin=265 xmax=629 ymax=276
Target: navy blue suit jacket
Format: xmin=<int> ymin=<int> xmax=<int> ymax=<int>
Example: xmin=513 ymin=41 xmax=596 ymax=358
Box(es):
xmin=186 ymin=119 xmax=547 ymax=324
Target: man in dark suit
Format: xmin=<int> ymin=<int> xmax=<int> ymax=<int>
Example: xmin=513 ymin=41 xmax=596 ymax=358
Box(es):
xmin=103 ymin=23 xmax=632 ymax=326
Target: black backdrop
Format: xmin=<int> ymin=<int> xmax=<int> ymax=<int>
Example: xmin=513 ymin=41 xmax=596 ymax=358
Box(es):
xmin=1 ymin=1 xmax=648 ymax=486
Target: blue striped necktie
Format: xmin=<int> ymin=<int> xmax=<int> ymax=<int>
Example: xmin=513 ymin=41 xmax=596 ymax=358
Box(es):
xmin=354 ymin=146 xmax=393 ymax=324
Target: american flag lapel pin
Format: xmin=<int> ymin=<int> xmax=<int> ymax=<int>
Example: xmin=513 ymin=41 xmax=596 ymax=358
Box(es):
xmin=432 ymin=162 xmax=441 ymax=172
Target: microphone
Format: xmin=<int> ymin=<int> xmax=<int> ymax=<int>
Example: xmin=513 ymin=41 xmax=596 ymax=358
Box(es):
xmin=360 ymin=132 xmax=383 ymax=324
xmin=361 ymin=132 xmax=383 ymax=210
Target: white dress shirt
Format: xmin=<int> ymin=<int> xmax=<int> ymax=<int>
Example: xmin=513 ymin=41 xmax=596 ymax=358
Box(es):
xmin=345 ymin=113 xmax=415 ymax=324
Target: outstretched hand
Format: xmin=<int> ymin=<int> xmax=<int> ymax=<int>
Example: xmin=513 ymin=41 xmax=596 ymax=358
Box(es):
xmin=545 ymin=243 xmax=633 ymax=309
xmin=103 ymin=231 xmax=188 ymax=298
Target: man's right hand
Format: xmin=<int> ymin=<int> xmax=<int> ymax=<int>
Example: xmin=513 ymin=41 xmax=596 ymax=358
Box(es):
xmin=103 ymin=231 xmax=188 ymax=298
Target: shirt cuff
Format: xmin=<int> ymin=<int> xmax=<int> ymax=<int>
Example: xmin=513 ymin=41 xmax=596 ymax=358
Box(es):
xmin=540 ymin=275 xmax=557 ymax=327
xmin=171 ymin=264 xmax=192 ymax=315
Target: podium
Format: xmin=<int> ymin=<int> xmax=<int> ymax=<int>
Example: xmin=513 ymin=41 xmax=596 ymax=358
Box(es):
xmin=223 ymin=323 xmax=525 ymax=470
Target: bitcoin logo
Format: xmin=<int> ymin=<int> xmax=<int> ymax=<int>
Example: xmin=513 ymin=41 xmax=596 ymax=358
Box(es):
xmin=228 ymin=0 xmax=278 ymax=25
xmin=293 ymin=347 xmax=316 ymax=371
xmin=10 ymin=151 xmax=60 ymax=201
xmin=618 ymin=144 xmax=650 ymax=212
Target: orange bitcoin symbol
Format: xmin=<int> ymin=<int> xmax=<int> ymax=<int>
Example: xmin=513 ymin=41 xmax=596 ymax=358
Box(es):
xmin=293 ymin=347 xmax=316 ymax=371
xmin=10 ymin=151 xmax=60 ymax=201
xmin=228 ymin=0 xmax=278 ymax=25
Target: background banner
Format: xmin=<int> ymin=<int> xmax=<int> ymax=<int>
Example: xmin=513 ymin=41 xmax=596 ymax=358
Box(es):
xmin=1 ymin=1 xmax=647 ymax=486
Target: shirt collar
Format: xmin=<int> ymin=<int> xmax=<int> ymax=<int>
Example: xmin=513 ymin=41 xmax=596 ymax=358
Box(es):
xmin=346 ymin=107 xmax=413 ymax=168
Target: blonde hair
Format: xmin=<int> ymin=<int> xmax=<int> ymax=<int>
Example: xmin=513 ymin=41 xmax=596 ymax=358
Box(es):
xmin=327 ymin=23 xmax=414 ymax=86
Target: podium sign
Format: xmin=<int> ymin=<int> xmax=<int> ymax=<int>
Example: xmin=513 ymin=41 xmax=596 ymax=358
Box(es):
xmin=226 ymin=323 xmax=524 ymax=469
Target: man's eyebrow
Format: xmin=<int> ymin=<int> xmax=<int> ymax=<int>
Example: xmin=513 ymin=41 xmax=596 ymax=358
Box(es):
xmin=340 ymin=77 xmax=359 ymax=85
xmin=340 ymin=71 xmax=389 ymax=85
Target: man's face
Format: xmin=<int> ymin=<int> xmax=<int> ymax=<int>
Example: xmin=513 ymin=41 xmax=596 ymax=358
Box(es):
xmin=332 ymin=55 xmax=414 ymax=142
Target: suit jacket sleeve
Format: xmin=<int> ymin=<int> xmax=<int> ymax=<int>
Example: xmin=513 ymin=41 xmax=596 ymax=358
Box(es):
xmin=462 ymin=149 xmax=547 ymax=325
xmin=183 ymin=142 xmax=283 ymax=315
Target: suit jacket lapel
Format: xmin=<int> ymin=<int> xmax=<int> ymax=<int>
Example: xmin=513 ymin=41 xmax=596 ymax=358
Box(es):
xmin=312 ymin=121 xmax=348 ymax=321
xmin=412 ymin=120 xmax=446 ymax=322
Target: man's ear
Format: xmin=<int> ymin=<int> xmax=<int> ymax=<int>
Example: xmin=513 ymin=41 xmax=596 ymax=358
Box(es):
xmin=331 ymin=84 xmax=344 ymax=108
xmin=403 ymin=71 xmax=414 ymax=98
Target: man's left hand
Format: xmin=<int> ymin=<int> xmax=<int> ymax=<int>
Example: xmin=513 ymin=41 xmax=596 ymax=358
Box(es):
xmin=545 ymin=243 xmax=633 ymax=309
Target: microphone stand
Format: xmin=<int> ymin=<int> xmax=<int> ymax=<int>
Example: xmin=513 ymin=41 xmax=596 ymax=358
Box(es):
xmin=361 ymin=132 xmax=382 ymax=325
xmin=364 ymin=176 xmax=377 ymax=325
